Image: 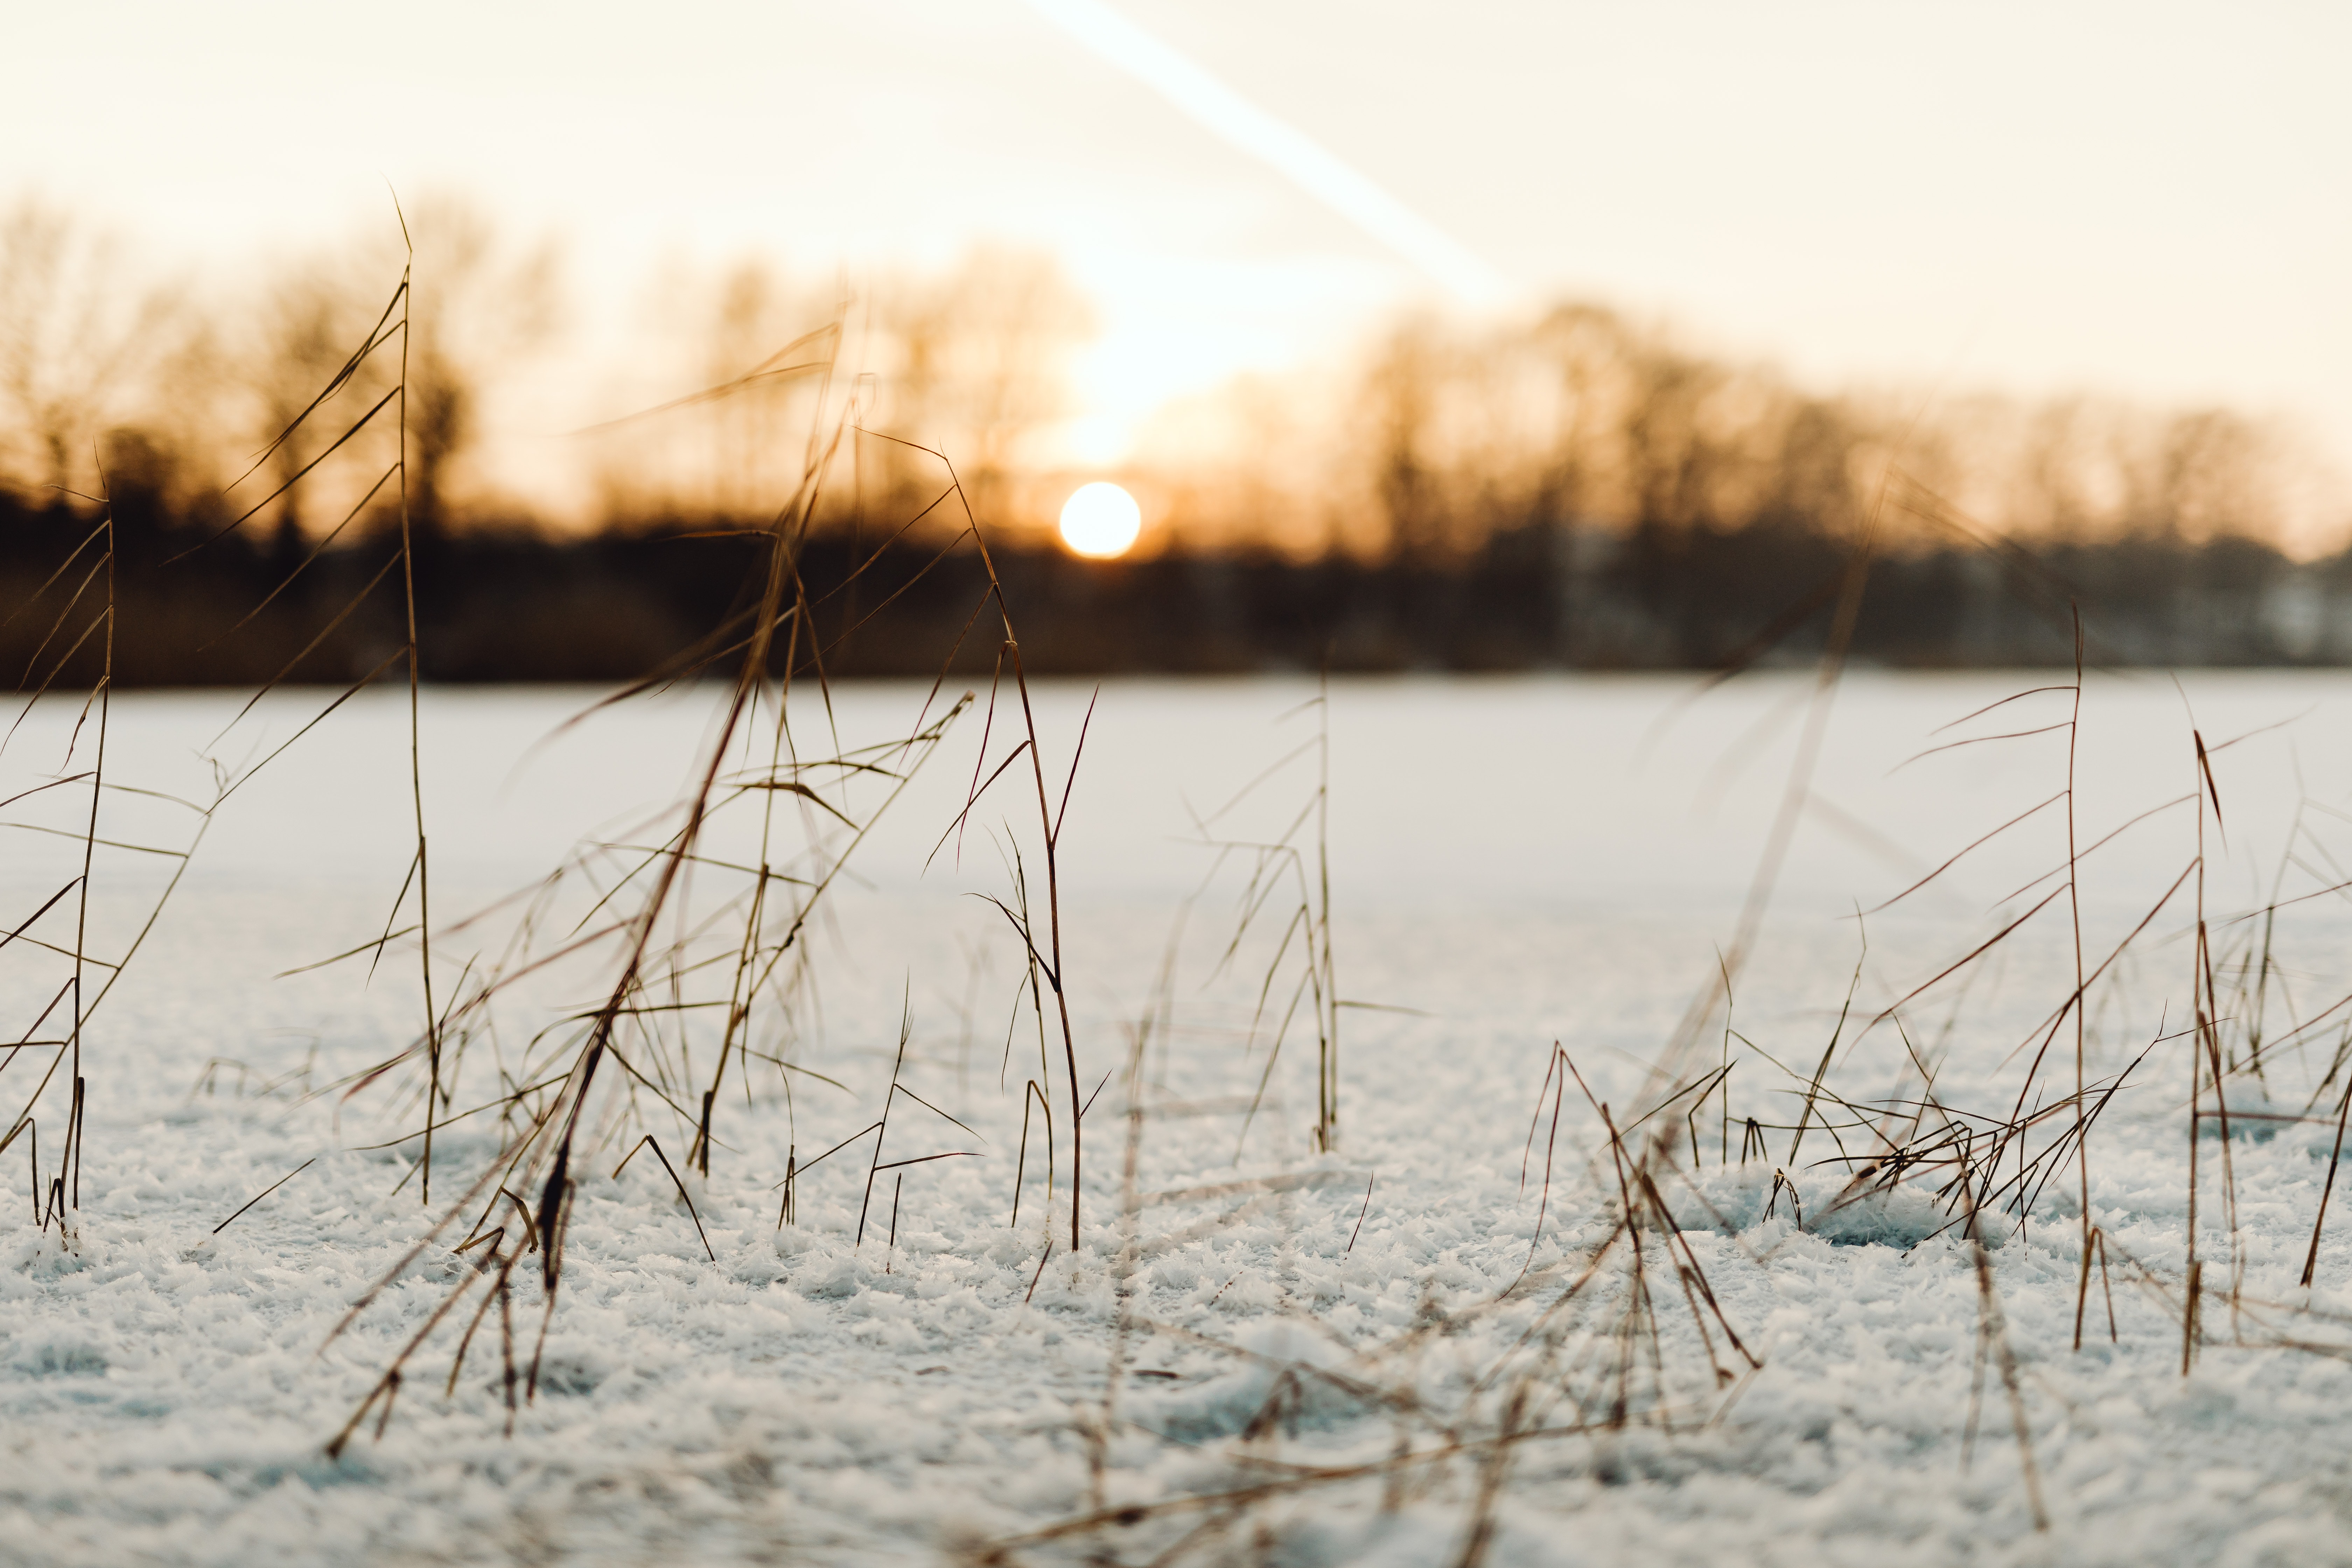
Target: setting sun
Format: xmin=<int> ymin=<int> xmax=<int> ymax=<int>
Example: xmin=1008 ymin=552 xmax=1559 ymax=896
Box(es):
xmin=1057 ymin=481 xmax=1141 ymax=559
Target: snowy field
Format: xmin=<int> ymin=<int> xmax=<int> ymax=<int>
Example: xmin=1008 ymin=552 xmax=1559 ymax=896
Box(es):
xmin=10 ymin=671 xmax=2352 ymax=1566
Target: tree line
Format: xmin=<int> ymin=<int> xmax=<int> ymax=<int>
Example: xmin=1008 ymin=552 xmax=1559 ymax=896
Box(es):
xmin=0 ymin=193 xmax=2343 ymax=684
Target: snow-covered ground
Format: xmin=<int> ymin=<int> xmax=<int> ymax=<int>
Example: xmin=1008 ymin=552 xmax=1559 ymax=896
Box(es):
xmin=9 ymin=672 xmax=2352 ymax=1566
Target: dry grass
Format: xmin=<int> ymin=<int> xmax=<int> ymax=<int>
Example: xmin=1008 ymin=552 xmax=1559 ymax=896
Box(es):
xmin=14 ymin=235 xmax=2352 ymax=1563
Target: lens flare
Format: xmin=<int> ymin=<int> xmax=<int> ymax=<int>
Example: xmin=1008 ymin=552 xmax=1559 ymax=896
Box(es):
xmin=1058 ymin=482 xmax=1142 ymax=559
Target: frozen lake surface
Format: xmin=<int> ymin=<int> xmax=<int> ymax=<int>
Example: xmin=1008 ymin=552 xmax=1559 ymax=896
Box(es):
xmin=9 ymin=671 xmax=2352 ymax=1566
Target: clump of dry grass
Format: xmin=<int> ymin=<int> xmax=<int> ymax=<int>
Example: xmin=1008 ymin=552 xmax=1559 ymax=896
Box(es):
xmin=288 ymin=268 xmax=1140 ymax=1446
xmin=953 ymin=471 xmax=2352 ymax=1565
xmin=1186 ymin=674 xmax=1343 ymax=1156
xmin=0 ymin=219 xmax=441 ymax=1244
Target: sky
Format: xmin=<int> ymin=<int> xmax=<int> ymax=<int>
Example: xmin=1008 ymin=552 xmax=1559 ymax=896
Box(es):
xmin=8 ymin=1 xmax=2350 ymax=516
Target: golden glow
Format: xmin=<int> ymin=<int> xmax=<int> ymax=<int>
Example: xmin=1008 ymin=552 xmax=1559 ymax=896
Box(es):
xmin=1057 ymin=481 xmax=1142 ymax=558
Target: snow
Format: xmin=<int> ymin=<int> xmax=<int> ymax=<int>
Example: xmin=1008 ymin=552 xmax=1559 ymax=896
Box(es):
xmin=9 ymin=672 xmax=2352 ymax=1565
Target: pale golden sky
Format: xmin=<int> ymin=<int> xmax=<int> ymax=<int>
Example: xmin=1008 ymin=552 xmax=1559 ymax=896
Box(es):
xmin=10 ymin=1 xmax=2350 ymax=502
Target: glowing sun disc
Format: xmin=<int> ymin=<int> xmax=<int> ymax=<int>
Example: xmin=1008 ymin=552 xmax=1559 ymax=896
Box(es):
xmin=1058 ymin=482 xmax=1142 ymax=559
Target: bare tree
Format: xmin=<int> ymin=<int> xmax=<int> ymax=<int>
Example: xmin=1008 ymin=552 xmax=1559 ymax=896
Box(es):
xmin=882 ymin=246 xmax=1093 ymax=523
xmin=699 ymin=255 xmax=819 ymax=519
xmin=1362 ymin=316 xmax=1448 ymax=561
xmin=400 ymin=195 xmax=562 ymax=536
xmin=243 ymin=258 xmax=386 ymax=555
xmin=0 ymin=196 xmax=179 ymax=497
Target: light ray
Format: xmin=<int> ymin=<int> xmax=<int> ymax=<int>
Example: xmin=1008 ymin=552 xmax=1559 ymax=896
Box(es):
xmin=1016 ymin=0 xmax=1511 ymax=310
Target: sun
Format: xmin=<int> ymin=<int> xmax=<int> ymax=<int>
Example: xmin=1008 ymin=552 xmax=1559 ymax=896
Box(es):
xmin=1057 ymin=482 xmax=1142 ymax=559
